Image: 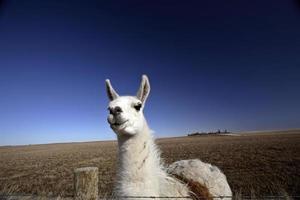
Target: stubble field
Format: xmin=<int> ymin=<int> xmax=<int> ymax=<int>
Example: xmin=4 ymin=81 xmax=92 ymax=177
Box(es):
xmin=0 ymin=130 xmax=299 ymax=198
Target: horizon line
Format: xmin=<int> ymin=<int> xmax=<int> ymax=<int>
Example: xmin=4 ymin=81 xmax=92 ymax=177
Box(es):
xmin=1 ymin=128 xmax=299 ymax=147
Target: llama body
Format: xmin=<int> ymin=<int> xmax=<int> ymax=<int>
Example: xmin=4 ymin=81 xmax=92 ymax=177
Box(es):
xmin=105 ymin=75 xmax=232 ymax=199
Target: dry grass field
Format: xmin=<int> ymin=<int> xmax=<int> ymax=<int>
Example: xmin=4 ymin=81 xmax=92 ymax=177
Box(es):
xmin=0 ymin=130 xmax=299 ymax=198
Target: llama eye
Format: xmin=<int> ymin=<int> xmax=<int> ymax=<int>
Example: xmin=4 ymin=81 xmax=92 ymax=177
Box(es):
xmin=134 ymin=103 xmax=142 ymax=111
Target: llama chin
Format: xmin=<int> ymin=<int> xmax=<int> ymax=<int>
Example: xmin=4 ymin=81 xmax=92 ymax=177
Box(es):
xmin=105 ymin=75 xmax=232 ymax=199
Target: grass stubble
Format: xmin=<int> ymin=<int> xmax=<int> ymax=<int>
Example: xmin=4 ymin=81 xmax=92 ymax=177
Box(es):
xmin=0 ymin=130 xmax=299 ymax=199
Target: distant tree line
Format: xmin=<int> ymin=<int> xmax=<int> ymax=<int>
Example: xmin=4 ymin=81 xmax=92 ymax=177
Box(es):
xmin=188 ymin=129 xmax=230 ymax=136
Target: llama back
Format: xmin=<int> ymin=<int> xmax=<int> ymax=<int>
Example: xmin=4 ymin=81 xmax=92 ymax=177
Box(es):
xmin=167 ymin=159 xmax=232 ymax=199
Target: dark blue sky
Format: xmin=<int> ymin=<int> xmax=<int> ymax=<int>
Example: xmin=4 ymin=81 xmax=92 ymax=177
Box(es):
xmin=0 ymin=0 xmax=300 ymax=145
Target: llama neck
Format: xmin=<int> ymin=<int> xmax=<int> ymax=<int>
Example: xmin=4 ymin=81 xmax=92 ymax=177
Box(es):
xmin=116 ymin=122 xmax=163 ymax=195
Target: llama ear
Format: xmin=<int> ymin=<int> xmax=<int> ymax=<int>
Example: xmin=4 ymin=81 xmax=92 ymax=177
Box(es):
xmin=137 ymin=75 xmax=150 ymax=104
xmin=105 ymin=79 xmax=119 ymax=101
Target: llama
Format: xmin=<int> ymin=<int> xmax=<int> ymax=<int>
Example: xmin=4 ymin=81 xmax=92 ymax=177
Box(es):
xmin=105 ymin=75 xmax=232 ymax=200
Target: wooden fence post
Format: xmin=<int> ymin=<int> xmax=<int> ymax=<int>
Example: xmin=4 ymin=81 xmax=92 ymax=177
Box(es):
xmin=74 ymin=167 xmax=99 ymax=200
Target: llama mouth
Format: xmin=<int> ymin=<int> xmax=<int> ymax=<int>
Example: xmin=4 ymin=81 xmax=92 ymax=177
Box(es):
xmin=111 ymin=120 xmax=128 ymax=127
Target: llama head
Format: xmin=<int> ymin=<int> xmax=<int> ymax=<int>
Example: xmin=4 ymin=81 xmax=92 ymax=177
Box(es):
xmin=105 ymin=75 xmax=150 ymax=136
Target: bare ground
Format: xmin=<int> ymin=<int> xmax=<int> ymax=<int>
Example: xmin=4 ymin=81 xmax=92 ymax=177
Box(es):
xmin=0 ymin=130 xmax=299 ymax=198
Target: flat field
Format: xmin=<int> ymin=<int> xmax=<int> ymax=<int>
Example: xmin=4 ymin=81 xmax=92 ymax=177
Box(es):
xmin=0 ymin=130 xmax=299 ymax=198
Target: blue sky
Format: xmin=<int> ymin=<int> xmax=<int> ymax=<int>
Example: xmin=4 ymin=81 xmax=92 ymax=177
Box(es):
xmin=0 ymin=0 xmax=300 ymax=145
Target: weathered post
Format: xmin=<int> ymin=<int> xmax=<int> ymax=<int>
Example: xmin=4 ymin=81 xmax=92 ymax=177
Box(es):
xmin=74 ymin=167 xmax=98 ymax=200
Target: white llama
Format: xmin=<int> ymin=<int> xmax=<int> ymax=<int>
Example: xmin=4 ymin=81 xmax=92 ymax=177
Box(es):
xmin=105 ymin=75 xmax=232 ymax=200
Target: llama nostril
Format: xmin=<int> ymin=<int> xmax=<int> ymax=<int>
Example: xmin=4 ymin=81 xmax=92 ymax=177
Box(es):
xmin=108 ymin=106 xmax=123 ymax=115
xmin=108 ymin=107 xmax=114 ymax=115
xmin=114 ymin=106 xmax=123 ymax=114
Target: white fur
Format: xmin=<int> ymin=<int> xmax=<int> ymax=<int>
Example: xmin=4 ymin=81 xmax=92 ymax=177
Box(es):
xmin=167 ymin=160 xmax=232 ymax=199
xmin=105 ymin=75 xmax=232 ymax=199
